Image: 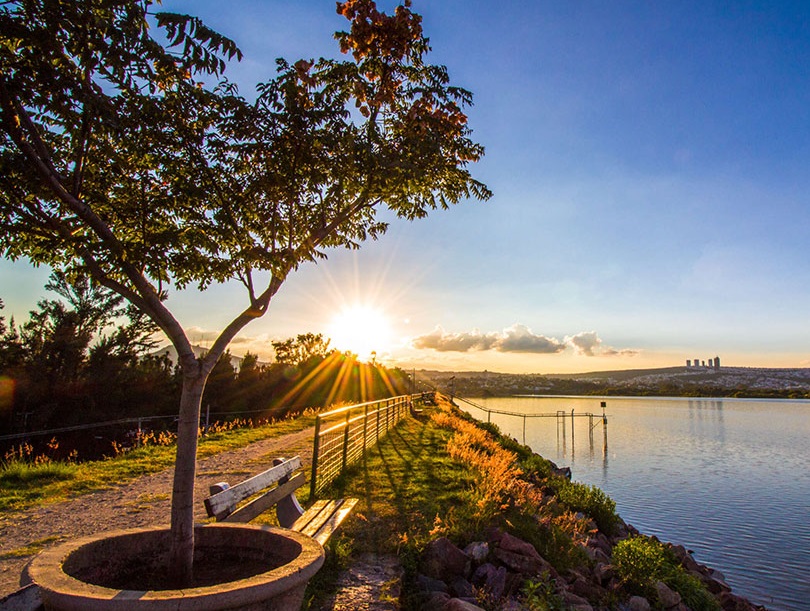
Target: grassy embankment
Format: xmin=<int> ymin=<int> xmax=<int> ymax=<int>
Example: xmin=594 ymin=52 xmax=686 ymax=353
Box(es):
xmin=306 ymin=395 xmax=721 ymax=610
xmin=0 ymin=411 xmax=317 ymax=513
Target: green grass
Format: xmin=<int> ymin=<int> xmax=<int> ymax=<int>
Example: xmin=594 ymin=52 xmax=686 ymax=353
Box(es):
xmin=306 ymin=414 xmax=481 ymax=609
xmin=0 ymin=535 xmax=64 ymax=559
xmin=0 ymin=412 xmax=317 ymax=513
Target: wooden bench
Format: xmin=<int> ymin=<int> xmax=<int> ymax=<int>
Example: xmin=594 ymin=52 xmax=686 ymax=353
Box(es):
xmin=203 ymin=456 xmax=357 ymax=546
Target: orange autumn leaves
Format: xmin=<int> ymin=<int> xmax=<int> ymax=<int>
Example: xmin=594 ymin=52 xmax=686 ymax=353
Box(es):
xmin=336 ymin=0 xmax=422 ymax=64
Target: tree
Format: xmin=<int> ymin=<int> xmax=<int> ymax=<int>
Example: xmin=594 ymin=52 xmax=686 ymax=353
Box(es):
xmin=0 ymin=0 xmax=490 ymax=584
xmin=272 ymin=332 xmax=333 ymax=366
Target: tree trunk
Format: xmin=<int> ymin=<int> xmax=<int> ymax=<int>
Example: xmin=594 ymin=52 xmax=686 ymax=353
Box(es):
xmin=168 ymin=371 xmax=206 ymax=586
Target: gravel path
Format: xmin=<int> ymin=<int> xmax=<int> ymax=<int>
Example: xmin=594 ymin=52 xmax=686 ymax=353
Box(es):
xmin=0 ymin=426 xmax=315 ymax=597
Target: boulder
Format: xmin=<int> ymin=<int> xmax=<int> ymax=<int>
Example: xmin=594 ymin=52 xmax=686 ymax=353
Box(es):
xmin=593 ymin=562 xmax=615 ymax=586
xmin=443 ymin=598 xmax=486 ymax=611
xmin=492 ymin=547 xmax=548 ymax=576
xmin=628 ymin=595 xmax=651 ymax=611
xmin=655 ymin=581 xmax=682 ymax=609
xmin=499 ymin=531 xmax=542 ymax=560
xmin=587 ymin=533 xmax=613 ymax=556
xmin=464 ymin=541 xmax=490 ymax=564
xmin=561 ymin=589 xmax=593 ymax=611
xmin=719 ymin=591 xmax=760 ymax=611
xmin=568 ymin=574 xmax=606 ymax=602
xmin=425 ymin=591 xmax=452 ymax=609
xmin=416 ymin=573 xmax=449 ymax=594
xmin=422 ymin=537 xmax=472 ymax=582
xmin=450 ymin=577 xmax=475 ymax=599
xmin=471 ymin=563 xmax=507 ymax=600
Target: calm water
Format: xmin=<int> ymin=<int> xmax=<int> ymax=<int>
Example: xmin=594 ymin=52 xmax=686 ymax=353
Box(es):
xmin=461 ymin=396 xmax=810 ymax=611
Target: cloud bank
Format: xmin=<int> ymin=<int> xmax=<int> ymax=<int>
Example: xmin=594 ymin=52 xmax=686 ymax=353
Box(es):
xmin=413 ymin=325 xmax=636 ymax=357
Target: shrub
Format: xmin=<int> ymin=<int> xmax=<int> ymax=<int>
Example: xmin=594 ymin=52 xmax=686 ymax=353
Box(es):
xmin=613 ymin=536 xmax=720 ymax=610
xmin=556 ymin=480 xmax=620 ymax=535
xmin=521 ymin=574 xmax=566 ymax=611
xmin=613 ymin=535 xmax=670 ymax=594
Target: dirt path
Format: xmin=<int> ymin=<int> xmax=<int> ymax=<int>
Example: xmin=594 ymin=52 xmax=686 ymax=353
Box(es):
xmin=0 ymin=426 xmax=315 ymax=597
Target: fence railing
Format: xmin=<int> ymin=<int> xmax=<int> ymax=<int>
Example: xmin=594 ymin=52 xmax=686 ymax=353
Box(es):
xmin=309 ymin=392 xmax=434 ymax=498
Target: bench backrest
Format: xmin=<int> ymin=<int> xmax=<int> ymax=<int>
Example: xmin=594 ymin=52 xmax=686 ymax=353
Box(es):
xmin=204 ymin=455 xmax=306 ymax=525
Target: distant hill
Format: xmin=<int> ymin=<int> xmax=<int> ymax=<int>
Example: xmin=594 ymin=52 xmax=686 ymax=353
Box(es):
xmin=546 ymin=366 xmax=689 ymax=381
xmin=417 ymin=366 xmax=810 ymax=399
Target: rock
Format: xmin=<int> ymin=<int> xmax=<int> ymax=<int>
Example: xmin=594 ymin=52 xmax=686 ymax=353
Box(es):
xmin=421 ymin=537 xmax=472 ymax=582
xmin=593 ymin=562 xmax=615 ymax=585
xmin=471 ymin=563 xmax=507 ymax=600
xmin=582 ymin=544 xmax=611 ymax=564
xmin=561 ymin=589 xmax=593 ymax=611
xmin=485 ymin=526 xmax=507 ymax=546
xmin=450 ymin=577 xmax=475 ymax=599
xmin=425 ymin=591 xmax=451 ymax=609
xmin=655 ymin=581 xmax=682 ymax=609
xmin=628 ymin=595 xmax=651 ymax=611
xmin=669 ymin=544 xmax=703 ymax=574
xmin=491 ymin=531 xmax=557 ymax=578
xmin=719 ymin=591 xmax=760 ymax=611
xmin=707 ymin=568 xmax=732 ymax=592
xmin=703 ymin=573 xmax=732 ymax=595
xmin=499 ymin=532 xmax=542 ymax=560
xmin=443 ymin=598 xmax=485 ymax=611
xmin=464 ymin=541 xmax=490 ymax=564
xmin=568 ymin=574 xmax=606 ymax=602
xmin=587 ymin=533 xmax=613 ymax=556
xmin=492 ymin=547 xmax=547 ymax=576
xmin=416 ymin=573 xmax=449 ymax=594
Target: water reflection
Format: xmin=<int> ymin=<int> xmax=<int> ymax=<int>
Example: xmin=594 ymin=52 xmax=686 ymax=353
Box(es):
xmin=687 ymin=398 xmax=726 ymax=443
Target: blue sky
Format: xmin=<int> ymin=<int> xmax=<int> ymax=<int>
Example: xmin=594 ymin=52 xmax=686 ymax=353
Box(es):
xmin=2 ymin=0 xmax=810 ymax=373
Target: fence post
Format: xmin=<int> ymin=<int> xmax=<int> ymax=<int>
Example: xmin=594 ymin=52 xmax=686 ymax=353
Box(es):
xmin=341 ymin=407 xmax=351 ymax=472
xmin=310 ymin=414 xmax=322 ymax=500
xmin=362 ymin=402 xmax=369 ymax=455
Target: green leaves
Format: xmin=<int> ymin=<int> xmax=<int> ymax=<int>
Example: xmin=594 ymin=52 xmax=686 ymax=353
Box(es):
xmin=155 ymin=12 xmax=243 ymax=76
xmin=0 ymin=0 xmax=490 ymax=335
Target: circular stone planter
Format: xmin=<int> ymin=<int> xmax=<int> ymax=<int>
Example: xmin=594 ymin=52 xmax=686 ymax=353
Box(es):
xmin=27 ymin=523 xmax=325 ymax=610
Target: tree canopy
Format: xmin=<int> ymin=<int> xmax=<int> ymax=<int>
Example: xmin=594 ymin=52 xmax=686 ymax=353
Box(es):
xmin=0 ymin=0 xmax=490 ymax=583
xmin=0 ymin=0 xmax=490 ymax=351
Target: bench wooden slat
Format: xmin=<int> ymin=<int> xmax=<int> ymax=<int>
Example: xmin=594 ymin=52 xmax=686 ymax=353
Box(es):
xmin=223 ymin=472 xmax=307 ymax=523
xmin=204 ymin=456 xmax=302 ymax=519
xmin=293 ymin=498 xmax=359 ymax=545
xmin=311 ymin=498 xmax=359 ymax=545
xmin=291 ymin=499 xmax=331 ymax=534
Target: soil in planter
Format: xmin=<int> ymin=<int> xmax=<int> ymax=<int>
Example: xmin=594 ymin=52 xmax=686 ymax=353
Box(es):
xmin=70 ymin=546 xmax=284 ymax=591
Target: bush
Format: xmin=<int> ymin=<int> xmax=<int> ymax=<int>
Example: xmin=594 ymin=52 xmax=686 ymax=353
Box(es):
xmin=613 ymin=535 xmax=670 ymax=594
xmin=613 ymin=536 xmax=720 ymax=611
xmin=556 ymin=480 xmax=620 ymax=535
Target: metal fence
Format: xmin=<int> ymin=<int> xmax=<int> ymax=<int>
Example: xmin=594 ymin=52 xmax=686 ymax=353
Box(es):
xmin=309 ymin=392 xmax=434 ymax=498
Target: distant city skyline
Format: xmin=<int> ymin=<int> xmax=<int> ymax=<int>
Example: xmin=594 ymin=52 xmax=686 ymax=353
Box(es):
xmin=3 ymin=1 xmax=810 ymax=374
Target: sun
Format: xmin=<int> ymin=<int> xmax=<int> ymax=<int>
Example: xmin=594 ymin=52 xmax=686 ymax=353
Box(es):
xmin=327 ymin=306 xmax=392 ymax=361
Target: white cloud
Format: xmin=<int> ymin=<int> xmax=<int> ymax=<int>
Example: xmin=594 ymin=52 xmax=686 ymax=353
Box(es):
xmin=412 ymin=324 xmax=634 ymax=357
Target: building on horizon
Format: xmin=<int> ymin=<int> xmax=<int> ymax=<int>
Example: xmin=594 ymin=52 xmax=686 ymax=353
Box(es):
xmin=686 ymin=356 xmax=721 ymax=369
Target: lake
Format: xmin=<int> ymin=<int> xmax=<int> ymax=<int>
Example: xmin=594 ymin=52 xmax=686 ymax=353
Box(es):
xmin=459 ymin=396 xmax=810 ymax=611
